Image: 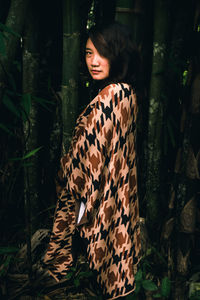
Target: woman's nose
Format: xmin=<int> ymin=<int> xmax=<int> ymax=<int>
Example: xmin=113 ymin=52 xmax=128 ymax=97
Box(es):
xmin=91 ymin=55 xmax=99 ymax=66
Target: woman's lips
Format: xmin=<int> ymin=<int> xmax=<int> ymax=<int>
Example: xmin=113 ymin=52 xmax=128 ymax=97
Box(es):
xmin=91 ymin=70 xmax=101 ymax=75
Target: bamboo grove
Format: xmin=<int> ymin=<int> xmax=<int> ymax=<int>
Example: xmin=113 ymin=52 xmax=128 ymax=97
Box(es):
xmin=0 ymin=0 xmax=199 ymax=299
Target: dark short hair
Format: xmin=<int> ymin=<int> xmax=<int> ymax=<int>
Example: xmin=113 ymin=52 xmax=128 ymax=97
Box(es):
xmin=87 ymin=22 xmax=141 ymax=89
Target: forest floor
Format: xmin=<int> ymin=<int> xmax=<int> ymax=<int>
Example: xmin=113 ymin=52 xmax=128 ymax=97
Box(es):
xmin=0 ymin=229 xmax=103 ymax=300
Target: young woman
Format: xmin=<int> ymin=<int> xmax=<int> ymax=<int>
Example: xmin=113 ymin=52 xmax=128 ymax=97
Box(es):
xmin=44 ymin=22 xmax=141 ymax=300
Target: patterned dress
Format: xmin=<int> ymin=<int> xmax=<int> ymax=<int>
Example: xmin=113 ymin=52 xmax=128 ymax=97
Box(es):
xmin=44 ymin=83 xmax=141 ymax=299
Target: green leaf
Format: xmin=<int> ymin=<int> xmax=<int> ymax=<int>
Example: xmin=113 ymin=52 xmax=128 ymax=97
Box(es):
xmin=0 ymin=23 xmax=20 ymax=37
xmin=10 ymin=146 xmax=42 ymax=161
xmin=9 ymin=157 xmax=22 ymax=161
xmin=146 ymin=248 xmax=153 ymax=256
xmin=71 ymin=267 xmax=76 ymax=272
xmin=78 ymin=271 xmax=93 ymax=279
xmin=182 ymin=70 xmax=188 ymax=86
xmin=65 ymin=272 xmax=73 ymax=280
xmin=153 ymin=293 xmax=162 ymax=298
xmin=142 ymin=280 xmax=158 ymax=291
xmin=74 ymin=278 xmax=80 ymax=287
xmin=161 ymin=277 xmax=171 ymax=297
xmin=135 ymin=269 xmax=143 ymax=281
xmin=0 ymin=123 xmax=15 ymax=136
xmin=0 ymin=246 xmax=19 ymax=254
xmin=2 ymin=94 xmax=20 ymax=118
xmin=134 ymin=281 xmax=142 ymax=294
xmin=0 ymin=31 xmax=6 ymax=55
xmin=22 ymin=146 xmax=42 ymax=159
xmin=0 ymin=255 xmax=13 ymax=277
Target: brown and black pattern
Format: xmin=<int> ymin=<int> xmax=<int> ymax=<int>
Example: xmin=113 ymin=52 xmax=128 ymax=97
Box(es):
xmin=44 ymin=83 xmax=141 ymax=299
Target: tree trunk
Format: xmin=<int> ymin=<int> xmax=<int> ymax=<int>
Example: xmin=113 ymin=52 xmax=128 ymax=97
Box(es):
xmin=145 ymin=0 xmax=171 ymax=241
xmin=22 ymin=0 xmax=40 ymax=280
xmin=115 ymin=0 xmax=144 ymax=46
xmin=170 ymin=3 xmax=199 ymax=295
xmin=158 ymin=1 xmax=196 ymax=299
xmin=0 ymin=0 xmax=10 ymax=23
xmin=0 ymin=0 xmax=28 ymax=103
xmin=61 ymin=0 xmax=81 ymax=153
xmin=171 ymin=67 xmax=199 ymax=300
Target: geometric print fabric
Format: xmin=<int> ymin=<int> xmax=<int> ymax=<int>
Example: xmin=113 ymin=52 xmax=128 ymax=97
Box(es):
xmin=44 ymin=83 xmax=141 ymax=299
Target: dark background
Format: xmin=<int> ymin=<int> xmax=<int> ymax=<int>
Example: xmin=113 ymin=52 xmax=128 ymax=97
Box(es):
xmin=0 ymin=0 xmax=199 ymax=299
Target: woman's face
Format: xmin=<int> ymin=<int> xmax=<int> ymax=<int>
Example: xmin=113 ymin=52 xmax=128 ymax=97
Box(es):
xmin=85 ymin=38 xmax=110 ymax=80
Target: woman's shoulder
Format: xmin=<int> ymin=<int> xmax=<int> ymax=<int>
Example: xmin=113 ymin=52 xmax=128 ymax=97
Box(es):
xmin=84 ymin=83 xmax=135 ymax=117
xmin=99 ymin=83 xmax=134 ymax=97
xmin=98 ymin=83 xmax=136 ymax=109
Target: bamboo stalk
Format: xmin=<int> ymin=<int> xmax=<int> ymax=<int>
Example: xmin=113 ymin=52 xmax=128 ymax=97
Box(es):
xmin=145 ymin=0 xmax=171 ymax=241
xmin=0 ymin=0 xmax=29 ymax=102
xmin=22 ymin=1 xmax=40 ymax=283
xmin=61 ymin=0 xmax=81 ymax=152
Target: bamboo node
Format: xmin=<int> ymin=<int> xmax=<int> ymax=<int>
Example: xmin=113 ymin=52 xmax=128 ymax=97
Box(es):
xmin=63 ymin=32 xmax=80 ymax=38
xmin=115 ymin=7 xmax=135 ymax=13
xmin=61 ymin=79 xmax=77 ymax=90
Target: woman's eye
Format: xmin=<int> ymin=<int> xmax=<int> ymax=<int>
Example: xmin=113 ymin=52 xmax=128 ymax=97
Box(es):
xmin=86 ymin=51 xmax=92 ymax=57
